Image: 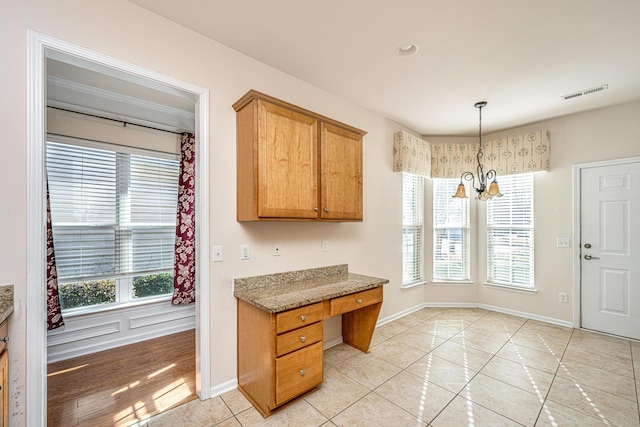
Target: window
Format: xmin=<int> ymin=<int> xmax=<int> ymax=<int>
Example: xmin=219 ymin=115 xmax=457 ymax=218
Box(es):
xmin=487 ymin=173 xmax=534 ymax=288
xmin=46 ymin=139 xmax=179 ymax=311
xmin=402 ymin=173 xmax=424 ymax=286
xmin=433 ymin=179 xmax=470 ymax=281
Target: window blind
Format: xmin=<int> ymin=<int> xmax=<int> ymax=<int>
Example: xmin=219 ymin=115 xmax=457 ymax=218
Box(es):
xmin=433 ymin=179 xmax=469 ymax=280
xmin=487 ymin=173 xmax=534 ymax=288
xmin=46 ymin=141 xmax=179 ymax=282
xmin=402 ymin=173 xmax=424 ymax=285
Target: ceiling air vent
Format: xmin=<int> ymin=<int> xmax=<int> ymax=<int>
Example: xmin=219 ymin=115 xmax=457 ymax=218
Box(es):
xmin=562 ymin=84 xmax=608 ymax=101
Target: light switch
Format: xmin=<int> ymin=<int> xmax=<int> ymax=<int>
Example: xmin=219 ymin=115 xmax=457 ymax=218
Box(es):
xmin=556 ymin=238 xmax=570 ymax=248
xmin=212 ymin=245 xmax=223 ymax=262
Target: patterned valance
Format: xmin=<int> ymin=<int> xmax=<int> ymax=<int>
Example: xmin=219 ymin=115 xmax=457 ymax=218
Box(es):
xmin=394 ymin=130 xmax=551 ymax=179
xmin=393 ymin=130 xmax=431 ymax=177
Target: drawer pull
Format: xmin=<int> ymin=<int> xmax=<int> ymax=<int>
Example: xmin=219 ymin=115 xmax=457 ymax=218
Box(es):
xmin=300 ymin=315 xmax=306 ymax=321
xmin=299 ymin=369 xmax=305 ymax=376
xmin=356 ymin=298 xmax=363 ymax=304
xmin=300 ymin=336 xmax=306 ymax=343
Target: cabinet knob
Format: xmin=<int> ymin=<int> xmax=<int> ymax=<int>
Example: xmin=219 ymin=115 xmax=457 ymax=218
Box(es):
xmin=1 ymin=336 xmax=7 ymax=343
xmin=356 ymin=298 xmax=363 ymax=304
xmin=300 ymin=315 xmax=306 ymax=321
xmin=314 ymin=207 xmax=318 ymax=211
xmin=299 ymin=369 xmax=305 ymax=376
xmin=323 ymin=208 xmax=328 ymax=213
xmin=300 ymin=336 xmax=306 ymax=343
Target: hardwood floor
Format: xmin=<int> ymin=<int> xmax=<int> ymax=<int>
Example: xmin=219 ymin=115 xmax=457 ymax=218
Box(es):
xmin=47 ymin=330 xmax=196 ymax=426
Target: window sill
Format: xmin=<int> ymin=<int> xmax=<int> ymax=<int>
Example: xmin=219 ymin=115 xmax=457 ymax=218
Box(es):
xmin=401 ymin=281 xmax=427 ymax=290
xmin=432 ymin=280 xmax=474 ymax=286
xmin=61 ymin=295 xmax=173 ymax=319
xmin=483 ymin=282 xmax=538 ymax=294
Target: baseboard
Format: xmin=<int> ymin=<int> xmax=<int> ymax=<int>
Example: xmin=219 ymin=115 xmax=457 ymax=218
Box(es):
xmin=478 ymin=303 xmax=573 ymax=328
xmin=376 ymin=301 xmax=572 ymax=329
xmin=323 ymin=335 xmax=343 ymax=350
xmin=210 ymin=378 xmax=238 ymax=398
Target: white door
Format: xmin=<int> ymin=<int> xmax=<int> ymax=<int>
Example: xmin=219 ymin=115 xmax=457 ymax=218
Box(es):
xmin=580 ymin=160 xmax=640 ymax=340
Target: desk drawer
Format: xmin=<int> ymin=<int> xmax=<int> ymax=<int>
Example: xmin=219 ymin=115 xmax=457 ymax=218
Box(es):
xmin=276 ymin=322 xmax=323 ymax=357
xmin=276 ymin=302 xmax=323 ymax=334
xmin=275 ymin=342 xmax=323 ymax=405
xmin=330 ymin=287 xmax=382 ymax=316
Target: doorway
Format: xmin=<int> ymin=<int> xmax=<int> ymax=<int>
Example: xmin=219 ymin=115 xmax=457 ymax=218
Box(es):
xmin=26 ymin=31 xmax=210 ymax=426
xmin=574 ymin=157 xmax=640 ymax=340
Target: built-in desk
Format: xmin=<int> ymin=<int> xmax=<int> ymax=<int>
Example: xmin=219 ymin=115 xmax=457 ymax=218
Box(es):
xmin=234 ymin=265 xmax=388 ymax=417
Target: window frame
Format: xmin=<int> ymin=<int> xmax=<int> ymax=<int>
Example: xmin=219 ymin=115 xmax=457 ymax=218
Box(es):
xmin=401 ymin=173 xmax=425 ymax=288
xmin=46 ymin=135 xmax=180 ymax=313
xmin=432 ymin=178 xmax=471 ymax=282
xmin=486 ymin=173 xmax=535 ymax=290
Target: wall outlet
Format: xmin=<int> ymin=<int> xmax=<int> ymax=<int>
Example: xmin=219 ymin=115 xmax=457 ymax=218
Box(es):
xmin=321 ymin=240 xmax=329 ymax=252
xmin=559 ymin=292 xmax=568 ymax=303
xmin=212 ymin=245 xmax=223 ymax=262
xmin=273 ymin=243 xmax=281 ymax=256
xmin=556 ymin=238 xmax=570 ymax=248
xmin=240 ymin=244 xmax=250 ymax=260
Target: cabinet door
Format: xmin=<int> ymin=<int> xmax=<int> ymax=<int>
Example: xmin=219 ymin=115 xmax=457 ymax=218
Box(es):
xmin=320 ymin=123 xmax=363 ymax=220
xmin=0 ymin=350 xmax=6 ymax=427
xmin=257 ymin=100 xmax=319 ymax=219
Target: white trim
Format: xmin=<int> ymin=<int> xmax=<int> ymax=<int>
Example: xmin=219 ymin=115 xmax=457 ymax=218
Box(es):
xmin=483 ymin=282 xmax=538 ymax=294
xmin=323 ymin=336 xmax=344 ymax=350
xmin=477 ymin=303 xmax=573 ymax=328
xmin=571 ymin=156 xmax=640 ymax=330
xmin=400 ymin=281 xmax=427 ymax=290
xmin=210 ymin=378 xmax=238 ymax=398
xmin=431 ymin=280 xmax=474 ymax=286
xmin=26 ymin=31 xmax=211 ymax=424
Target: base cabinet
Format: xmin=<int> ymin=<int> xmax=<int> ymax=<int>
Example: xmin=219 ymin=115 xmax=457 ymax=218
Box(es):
xmin=237 ymin=301 xmax=324 ymax=417
xmin=0 ymin=318 xmax=8 ymax=427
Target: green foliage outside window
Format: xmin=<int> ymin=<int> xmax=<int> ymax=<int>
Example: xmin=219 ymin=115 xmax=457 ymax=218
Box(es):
xmin=132 ymin=273 xmax=174 ymax=298
xmin=58 ymin=273 xmax=174 ymax=311
xmin=59 ymin=279 xmax=116 ymax=310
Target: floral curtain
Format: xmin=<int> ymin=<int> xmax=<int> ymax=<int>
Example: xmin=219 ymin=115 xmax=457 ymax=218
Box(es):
xmin=171 ymin=133 xmax=196 ymax=305
xmin=46 ymin=182 xmax=65 ymax=330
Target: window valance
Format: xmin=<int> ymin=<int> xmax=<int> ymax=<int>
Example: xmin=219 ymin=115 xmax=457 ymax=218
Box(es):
xmin=393 ymin=130 xmax=431 ymax=177
xmin=394 ymin=130 xmax=550 ymax=179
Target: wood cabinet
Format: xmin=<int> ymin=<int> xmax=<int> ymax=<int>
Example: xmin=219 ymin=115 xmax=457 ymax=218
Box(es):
xmin=233 ymin=90 xmax=366 ymax=221
xmin=0 ymin=319 xmax=8 ymax=427
xmin=237 ymin=286 xmax=383 ymax=417
xmin=237 ymin=301 xmax=324 ymax=417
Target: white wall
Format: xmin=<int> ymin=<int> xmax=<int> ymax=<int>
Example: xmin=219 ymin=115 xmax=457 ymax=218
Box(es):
xmin=3 ymin=1 xmax=640 ymax=425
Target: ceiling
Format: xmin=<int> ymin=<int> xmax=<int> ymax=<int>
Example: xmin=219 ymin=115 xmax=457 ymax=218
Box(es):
xmin=127 ymin=0 xmax=640 ymax=136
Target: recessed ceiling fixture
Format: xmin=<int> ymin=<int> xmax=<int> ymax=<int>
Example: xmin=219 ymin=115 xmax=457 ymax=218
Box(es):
xmin=561 ymin=84 xmax=608 ymax=100
xmin=396 ymin=43 xmax=419 ymax=57
xmin=452 ymin=101 xmax=503 ymax=201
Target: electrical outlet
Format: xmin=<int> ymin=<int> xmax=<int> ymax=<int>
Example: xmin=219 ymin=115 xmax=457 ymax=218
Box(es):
xmin=212 ymin=245 xmax=223 ymax=262
xmin=321 ymin=240 xmax=329 ymax=252
xmin=240 ymin=244 xmax=250 ymax=260
xmin=556 ymin=238 xmax=570 ymax=248
xmin=559 ymin=292 xmax=568 ymax=303
xmin=273 ymin=243 xmax=281 ymax=256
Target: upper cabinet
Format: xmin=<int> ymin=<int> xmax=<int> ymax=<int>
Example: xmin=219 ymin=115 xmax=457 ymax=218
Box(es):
xmin=233 ymin=90 xmax=366 ymax=222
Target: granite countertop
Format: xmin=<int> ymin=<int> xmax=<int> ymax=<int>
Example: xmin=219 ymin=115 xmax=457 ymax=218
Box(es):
xmin=0 ymin=285 xmax=14 ymax=324
xmin=234 ymin=264 xmax=388 ymax=313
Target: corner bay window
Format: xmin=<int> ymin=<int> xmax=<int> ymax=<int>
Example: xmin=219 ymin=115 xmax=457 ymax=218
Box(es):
xmin=487 ymin=173 xmax=534 ymax=288
xmin=46 ymin=139 xmax=179 ymax=311
xmin=402 ymin=173 xmax=424 ymax=286
xmin=433 ymin=179 xmax=470 ymax=281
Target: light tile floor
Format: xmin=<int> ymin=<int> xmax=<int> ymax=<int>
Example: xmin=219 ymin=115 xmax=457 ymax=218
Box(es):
xmin=142 ymin=308 xmax=640 ymax=426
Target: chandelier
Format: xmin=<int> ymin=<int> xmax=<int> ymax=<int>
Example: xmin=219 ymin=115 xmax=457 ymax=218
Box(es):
xmin=452 ymin=101 xmax=503 ymax=201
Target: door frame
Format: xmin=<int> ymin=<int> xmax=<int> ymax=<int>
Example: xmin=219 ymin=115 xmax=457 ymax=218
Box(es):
xmin=572 ymin=156 xmax=640 ymax=330
xmin=26 ymin=31 xmax=211 ymax=426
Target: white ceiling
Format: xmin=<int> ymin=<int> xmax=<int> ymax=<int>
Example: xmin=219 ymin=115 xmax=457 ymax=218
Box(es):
xmin=128 ymin=0 xmax=640 ymax=136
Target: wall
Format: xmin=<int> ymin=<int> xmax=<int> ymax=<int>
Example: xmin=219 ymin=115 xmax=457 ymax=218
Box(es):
xmin=1 ymin=1 xmax=407 ymax=424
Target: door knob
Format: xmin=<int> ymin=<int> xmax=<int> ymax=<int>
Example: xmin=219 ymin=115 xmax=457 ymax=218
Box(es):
xmin=584 ymin=254 xmax=600 ymax=260
xmin=584 ymin=243 xmax=592 ymax=248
